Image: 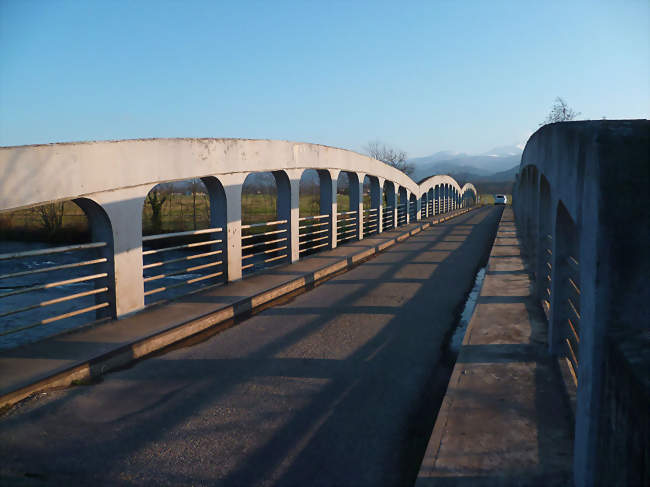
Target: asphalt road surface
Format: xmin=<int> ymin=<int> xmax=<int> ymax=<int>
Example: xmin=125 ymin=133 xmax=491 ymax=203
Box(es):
xmin=0 ymin=207 xmax=502 ymax=487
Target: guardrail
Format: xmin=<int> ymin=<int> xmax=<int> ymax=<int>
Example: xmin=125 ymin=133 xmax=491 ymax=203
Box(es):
xmin=382 ymin=206 xmax=395 ymax=231
xmin=396 ymin=203 xmax=407 ymax=226
xmin=241 ymin=220 xmax=289 ymax=275
xmin=298 ymin=214 xmax=330 ymax=256
xmin=0 ymin=242 xmax=111 ymax=341
xmin=336 ymin=210 xmax=358 ymax=244
xmin=363 ymin=208 xmax=379 ymax=237
xmin=142 ymin=227 xmax=225 ymax=305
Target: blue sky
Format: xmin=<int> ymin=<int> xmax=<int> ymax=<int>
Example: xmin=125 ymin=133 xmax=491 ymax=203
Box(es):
xmin=1 ymin=0 xmax=648 ymax=157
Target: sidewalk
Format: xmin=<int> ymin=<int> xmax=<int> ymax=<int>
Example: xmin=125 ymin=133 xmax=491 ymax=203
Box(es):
xmin=0 ymin=208 xmax=473 ymax=410
xmin=416 ymin=208 xmax=574 ymax=486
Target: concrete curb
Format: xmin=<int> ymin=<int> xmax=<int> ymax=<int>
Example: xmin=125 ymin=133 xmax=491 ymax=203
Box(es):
xmin=1 ymin=208 xmax=476 ymax=410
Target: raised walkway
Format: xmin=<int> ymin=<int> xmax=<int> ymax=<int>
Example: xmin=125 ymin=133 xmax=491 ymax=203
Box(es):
xmin=1 ymin=207 xmax=473 ymax=409
xmin=416 ymin=207 xmax=574 ymax=486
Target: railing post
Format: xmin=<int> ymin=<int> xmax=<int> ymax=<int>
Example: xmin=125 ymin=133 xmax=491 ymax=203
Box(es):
xmin=405 ymin=190 xmax=411 ymax=223
xmin=90 ymin=186 xmax=149 ymax=318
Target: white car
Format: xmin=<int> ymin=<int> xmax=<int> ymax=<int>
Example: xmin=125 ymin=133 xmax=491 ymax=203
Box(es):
xmin=494 ymin=194 xmax=507 ymax=205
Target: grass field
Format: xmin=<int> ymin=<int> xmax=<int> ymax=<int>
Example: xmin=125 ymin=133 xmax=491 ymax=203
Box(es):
xmin=478 ymin=193 xmax=512 ymax=205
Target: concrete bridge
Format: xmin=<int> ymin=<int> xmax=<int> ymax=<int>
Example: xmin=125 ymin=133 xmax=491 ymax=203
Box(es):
xmin=1 ymin=122 xmax=648 ymax=486
xmin=0 ymin=138 xmax=476 ymax=324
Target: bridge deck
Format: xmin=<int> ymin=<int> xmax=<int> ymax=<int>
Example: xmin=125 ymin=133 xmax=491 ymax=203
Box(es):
xmin=1 ymin=207 xmax=500 ymax=486
xmin=416 ymin=207 xmax=574 ymax=486
xmin=0 ymin=208 xmax=472 ymax=408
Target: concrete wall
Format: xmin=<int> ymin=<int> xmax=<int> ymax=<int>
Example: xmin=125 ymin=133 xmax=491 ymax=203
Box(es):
xmin=0 ymin=138 xmax=477 ymax=320
xmin=513 ymin=120 xmax=649 ymax=487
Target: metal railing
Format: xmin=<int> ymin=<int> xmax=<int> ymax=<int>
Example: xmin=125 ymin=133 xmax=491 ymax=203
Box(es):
xmin=142 ymin=227 xmax=225 ymax=305
xmin=562 ymin=255 xmax=581 ymax=385
xmin=299 ymin=214 xmax=329 ymax=255
xmin=382 ymin=206 xmax=394 ymax=231
xmin=409 ymin=202 xmax=417 ymax=221
xmin=363 ymin=208 xmax=379 ymax=237
xmin=541 ymin=233 xmax=553 ymax=320
xmin=241 ymin=220 xmax=288 ymax=274
xmin=0 ymin=242 xmax=111 ymax=342
xmin=396 ymin=204 xmax=407 ymax=226
xmin=336 ymin=210 xmax=358 ymax=244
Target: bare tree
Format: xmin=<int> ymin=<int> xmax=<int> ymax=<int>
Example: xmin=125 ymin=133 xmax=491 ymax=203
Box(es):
xmin=33 ymin=202 xmax=65 ymax=237
xmin=541 ymin=97 xmax=581 ymax=125
xmin=365 ymin=141 xmax=414 ymax=176
xmin=189 ymin=178 xmax=203 ymax=230
xmin=146 ymin=188 xmax=168 ymax=234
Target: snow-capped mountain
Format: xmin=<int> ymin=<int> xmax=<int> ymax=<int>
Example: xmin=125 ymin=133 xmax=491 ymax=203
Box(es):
xmin=409 ymin=145 xmax=523 ymax=182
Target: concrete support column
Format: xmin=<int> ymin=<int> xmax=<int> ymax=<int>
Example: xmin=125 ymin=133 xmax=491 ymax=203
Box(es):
xmin=281 ymin=169 xmax=303 ymax=263
xmin=328 ymin=169 xmax=340 ymax=248
xmin=217 ymin=173 xmax=247 ymax=282
xmin=405 ymin=190 xmax=411 ymax=224
xmin=90 ymin=186 xmax=150 ymax=318
xmin=354 ymin=173 xmax=364 ymax=240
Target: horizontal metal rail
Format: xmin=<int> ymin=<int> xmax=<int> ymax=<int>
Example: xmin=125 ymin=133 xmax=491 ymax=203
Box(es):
xmin=0 ymin=257 xmax=107 ymax=280
xmin=144 ymin=261 xmax=223 ymax=283
xmin=299 ymin=221 xmax=328 ymax=230
xmin=0 ymin=242 xmax=107 ymax=261
xmin=241 ymin=219 xmax=287 ymax=230
xmin=0 ymin=302 xmax=110 ymax=337
xmin=0 ymin=287 xmax=108 ymax=319
xmin=299 ymin=242 xmax=328 ymax=253
xmin=0 ymin=273 xmax=108 ymax=299
xmin=301 ymin=234 xmax=329 ymax=245
xmin=299 ymin=228 xmax=329 ymax=239
xmin=241 ymin=228 xmax=287 ymax=240
xmin=142 ymin=249 xmax=222 ymax=270
xmin=241 ymin=237 xmax=287 ymax=251
xmin=242 ymin=245 xmax=288 ymax=261
xmin=142 ymin=227 xmax=223 ymax=242
xmin=144 ymin=271 xmax=224 ymax=297
xmin=142 ymin=239 xmax=222 ymax=256
xmin=298 ymin=214 xmax=329 ymax=221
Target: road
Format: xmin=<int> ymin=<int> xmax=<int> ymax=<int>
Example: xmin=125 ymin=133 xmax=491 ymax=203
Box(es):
xmin=0 ymin=207 xmax=502 ymax=486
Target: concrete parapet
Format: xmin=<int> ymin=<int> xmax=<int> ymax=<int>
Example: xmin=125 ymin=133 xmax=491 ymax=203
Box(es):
xmin=513 ymin=120 xmax=650 ymax=486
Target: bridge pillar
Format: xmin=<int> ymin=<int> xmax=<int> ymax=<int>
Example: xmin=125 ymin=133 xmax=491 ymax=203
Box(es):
xmin=328 ymin=169 xmax=339 ymax=248
xmin=280 ymin=169 xmax=302 ymax=263
xmin=405 ymin=190 xmax=412 ymax=224
xmin=216 ymin=173 xmax=247 ymax=282
xmin=354 ymin=173 xmax=364 ymax=240
xmin=89 ymin=186 xmax=149 ymax=318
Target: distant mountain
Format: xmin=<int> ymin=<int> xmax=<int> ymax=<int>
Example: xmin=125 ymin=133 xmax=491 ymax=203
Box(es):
xmin=478 ymin=165 xmax=519 ymax=182
xmin=410 ymin=146 xmax=522 ymax=182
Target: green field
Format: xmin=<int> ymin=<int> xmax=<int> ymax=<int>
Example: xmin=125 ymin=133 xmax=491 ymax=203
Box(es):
xmin=478 ymin=193 xmax=512 ymax=205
